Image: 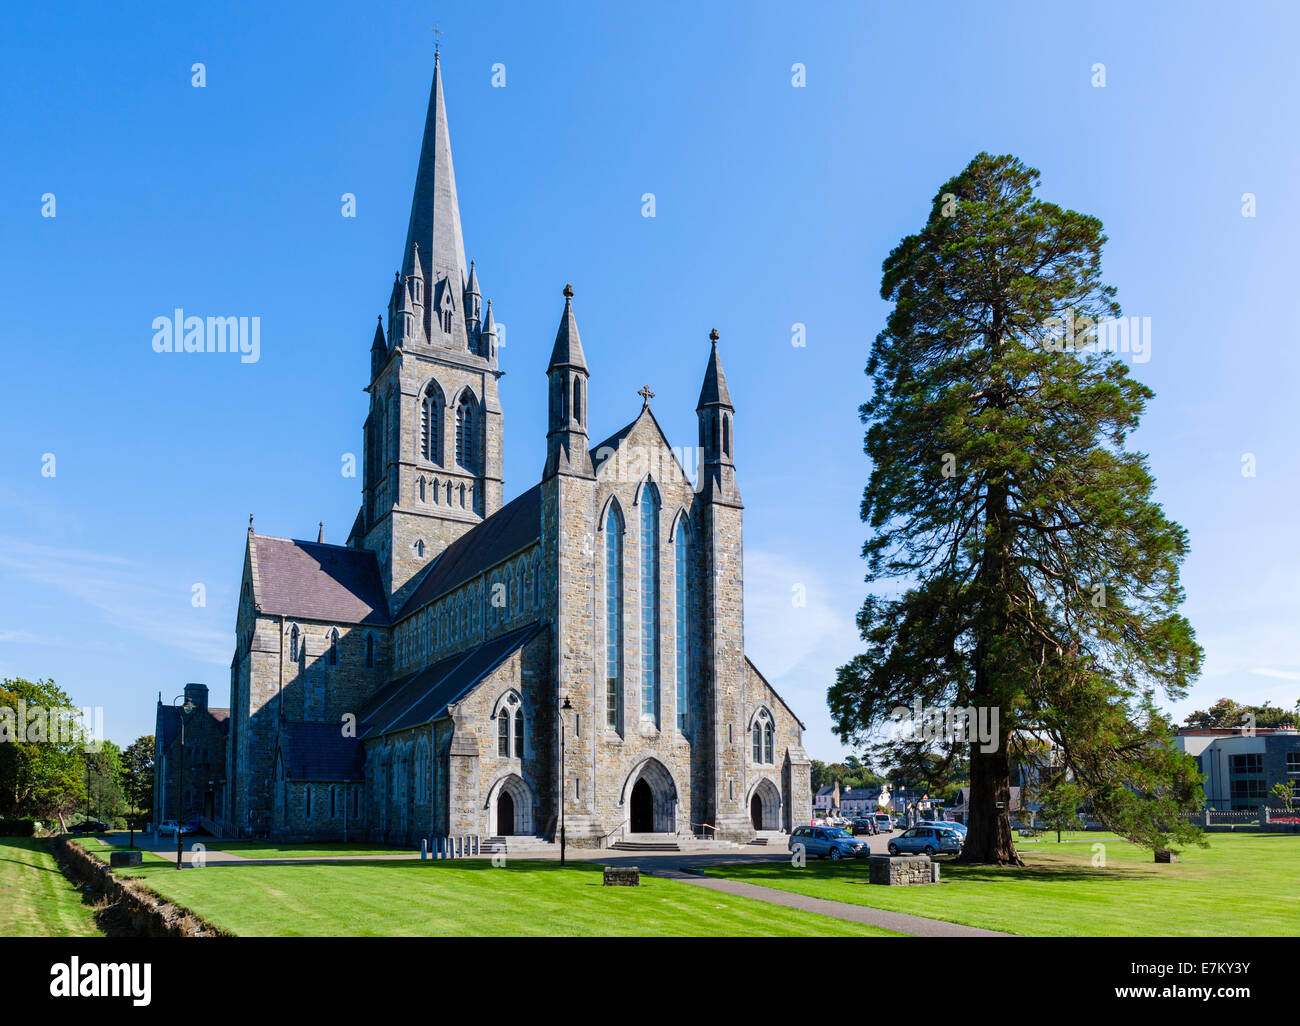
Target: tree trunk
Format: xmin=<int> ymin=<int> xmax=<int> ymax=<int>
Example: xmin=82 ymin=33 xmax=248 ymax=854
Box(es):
xmin=959 ymin=734 xmax=1023 ymax=865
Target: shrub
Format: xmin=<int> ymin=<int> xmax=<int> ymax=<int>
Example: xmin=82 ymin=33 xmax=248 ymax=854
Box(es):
xmin=0 ymin=818 xmax=38 ymax=837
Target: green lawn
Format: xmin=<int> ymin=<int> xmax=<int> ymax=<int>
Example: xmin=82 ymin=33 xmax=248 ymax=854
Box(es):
xmin=105 ymin=857 xmax=899 ymax=936
xmin=704 ymin=832 xmax=1300 ymax=936
xmin=0 ymin=838 xmax=102 ymax=937
xmin=81 ymin=836 xmax=411 ymax=860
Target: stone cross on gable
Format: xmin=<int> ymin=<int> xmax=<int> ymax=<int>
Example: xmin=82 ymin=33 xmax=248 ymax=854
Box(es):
xmin=638 ymin=385 xmax=654 ymax=408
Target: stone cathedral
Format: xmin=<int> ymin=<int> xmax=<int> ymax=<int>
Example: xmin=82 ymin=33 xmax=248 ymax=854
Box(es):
xmin=178 ymin=57 xmax=811 ymax=847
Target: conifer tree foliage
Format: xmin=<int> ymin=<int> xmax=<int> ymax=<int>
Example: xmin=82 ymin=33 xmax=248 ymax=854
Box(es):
xmin=830 ymin=154 xmax=1204 ymax=864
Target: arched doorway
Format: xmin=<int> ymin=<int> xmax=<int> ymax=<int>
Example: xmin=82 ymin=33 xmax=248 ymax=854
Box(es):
xmin=486 ymin=774 xmax=534 ymax=838
xmin=748 ymin=777 xmax=782 ymax=830
xmin=630 ymin=779 xmax=653 ymax=833
xmin=497 ymin=791 xmax=515 ymax=835
xmin=620 ymin=758 xmax=678 ymax=834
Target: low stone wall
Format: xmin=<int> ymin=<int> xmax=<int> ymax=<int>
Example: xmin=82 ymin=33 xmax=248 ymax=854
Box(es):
xmin=52 ymin=836 xmax=227 ymax=937
xmin=869 ymin=854 xmax=935 ymax=886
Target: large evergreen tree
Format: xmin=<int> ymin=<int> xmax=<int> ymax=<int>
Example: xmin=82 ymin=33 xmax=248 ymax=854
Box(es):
xmin=831 ymin=154 xmax=1204 ymax=864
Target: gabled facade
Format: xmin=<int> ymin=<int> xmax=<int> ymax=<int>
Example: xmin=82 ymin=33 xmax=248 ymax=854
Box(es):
xmin=206 ymin=56 xmax=811 ymax=846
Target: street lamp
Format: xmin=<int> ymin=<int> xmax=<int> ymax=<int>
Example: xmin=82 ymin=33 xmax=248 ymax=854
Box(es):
xmin=172 ymin=694 xmax=195 ymax=870
xmin=559 ymin=694 xmax=573 ymax=866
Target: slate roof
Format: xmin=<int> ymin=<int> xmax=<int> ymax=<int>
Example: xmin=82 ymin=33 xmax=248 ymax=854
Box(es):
xmin=156 ymin=705 xmax=229 ymax=749
xmin=397 ymin=485 xmax=541 ymax=619
xmin=279 ymin=721 xmax=364 ymax=782
xmin=252 ymin=535 xmax=389 ymax=625
xmin=358 ymin=621 xmax=545 ymax=739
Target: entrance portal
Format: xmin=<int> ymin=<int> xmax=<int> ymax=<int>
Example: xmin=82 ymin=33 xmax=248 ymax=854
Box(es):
xmin=497 ymin=791 xmax=515 ymax=835
xmin=630 ymin=779 xmax=653 ymax=833
xmin=751 ymin=793 xmax=763 ymax=830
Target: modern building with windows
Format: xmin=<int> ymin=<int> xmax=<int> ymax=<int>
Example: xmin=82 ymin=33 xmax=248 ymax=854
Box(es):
xmin=205 ymin=56 xmax=811 ymax=845
xmin=1176 ymin=727 xmax=1300 ymax=810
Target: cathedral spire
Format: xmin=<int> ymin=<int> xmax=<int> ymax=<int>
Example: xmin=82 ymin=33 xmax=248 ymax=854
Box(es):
xmin=402 ymin=57 xmax=470 ymax=349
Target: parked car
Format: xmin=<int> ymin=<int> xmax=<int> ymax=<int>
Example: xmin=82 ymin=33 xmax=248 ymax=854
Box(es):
xmin=850 ymin=817 xmax=877 ymax=836
xmin=919 ymin=819 xmax=966 ymax=837
xmin=871 ymin=813 xmax=894 ymax=833
xmin=68 ymin=819 xmax=108 ymax=834
xmin=790 ymin=825 xmax=871 ymax=860
xmin=157 ymin=820 xmax=192 ymax=838
xmin=887 ymin=826 xmax=963 ymax=857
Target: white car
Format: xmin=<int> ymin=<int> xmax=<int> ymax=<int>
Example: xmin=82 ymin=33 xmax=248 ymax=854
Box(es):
xmin=157 ymin=820 xmax=190 ymax=838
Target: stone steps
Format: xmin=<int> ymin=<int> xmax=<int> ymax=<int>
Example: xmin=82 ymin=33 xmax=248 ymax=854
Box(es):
xmin=609 ymin=840 xmax=680 ymax=852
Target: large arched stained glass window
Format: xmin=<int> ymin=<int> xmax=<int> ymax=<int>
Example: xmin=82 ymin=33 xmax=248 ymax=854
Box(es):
xmin=674 ymin=517 xmax=691 ymax=733
xmin=639 ymin=483 xmax=660 ymax=724
xmin=604 ymin=505 xmax=623 ymax=732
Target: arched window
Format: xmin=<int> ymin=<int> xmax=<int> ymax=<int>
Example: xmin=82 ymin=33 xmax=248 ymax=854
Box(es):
xmin=289 ymin=624 xmax=300 ymax=662
xmin=604 ymin=504 xmax=623 ymax=733
xmin=328 ymin=628 xmax=339 ymax=666
xmin=639 ymin=482 xmax=660 ymax=724
xmin=421 ymin=384 xmax=442 ymax=464
xmin=455 ymin=393 xmax=476 ymax=471
xmin=674 ymin=517 xmax=691 ymax=733
xmin=723 ymin=414 xmax=731 ymax=458
xmin=752 ymin=709 xmax=775 ymax=764
xmin=496 ymin=692 xmax=524 ymax=758
xmin=415 ymin=539 xmax=425 ymax=558
xmin=365 ymin=632 xmax=375 ymax=669
xmin=572 ymin=377 xmax=582 ymax=423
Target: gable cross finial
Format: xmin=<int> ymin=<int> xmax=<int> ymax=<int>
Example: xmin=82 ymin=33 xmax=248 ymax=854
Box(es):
xmin=638 ymin=384 xmax=655 ymax=408
xmin=709 ymin=328 xmax=719 ymax=344
xmin=434 ymin=23 xmax=442 ymax=59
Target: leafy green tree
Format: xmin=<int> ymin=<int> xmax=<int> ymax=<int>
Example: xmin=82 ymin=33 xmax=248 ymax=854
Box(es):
xmin=85 ymin=739 xmax=127 ymax=824
xmin=1035 ymin=776 xmax=1081 ymax=843
xmin=0 ymin=678 xmax=88 ymax=830
xmin=809 ymin=759 xmax=829 ymax=793
xmin=831 ymin=153 xmax=1204 ymax=864
xmin=122 ymin=735 xmax=154 ymax=829
xmin=1184 ymin=698 xmax=1299 ymax=730
xmin=1271 ymin=781 xmax=1296 ymax=813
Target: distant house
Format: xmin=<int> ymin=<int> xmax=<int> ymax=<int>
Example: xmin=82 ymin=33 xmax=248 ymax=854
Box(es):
xmin=949 ymin=786 xmax=1024 ymax=823
xmin=839 ymin=786 xmax=884 ymax=815
xmin=813 ymin=783 xmax=838 ymax=813
xmin=1176 ymin=727 xmax=1300 ymax=810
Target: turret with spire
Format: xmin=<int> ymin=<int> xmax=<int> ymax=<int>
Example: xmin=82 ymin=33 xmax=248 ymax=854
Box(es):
xmin=696 ymin=328 xmax=740 ymax=504
xmin=544 ymin=283 xmax=591 ymax=479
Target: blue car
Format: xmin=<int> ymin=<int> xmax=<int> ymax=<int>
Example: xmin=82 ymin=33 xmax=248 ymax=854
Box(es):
xmin=789 ymin=825 xmax=871 ymax=860
xmin=887 ymin=826 xmax=963 ymax=857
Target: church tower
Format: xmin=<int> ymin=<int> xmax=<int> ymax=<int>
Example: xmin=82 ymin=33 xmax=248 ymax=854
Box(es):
xmin=351 ymin=54 xmax=505 ymax=609
xmin=695 ymin=330 xmax=751 ymax=840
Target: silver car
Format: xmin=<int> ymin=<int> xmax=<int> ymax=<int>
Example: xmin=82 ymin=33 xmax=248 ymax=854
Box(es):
xmin=887 ymin=825 xmax=963 ymax=857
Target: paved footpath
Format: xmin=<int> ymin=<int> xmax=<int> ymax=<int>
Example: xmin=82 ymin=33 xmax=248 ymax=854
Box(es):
xmin=640 ymin=862 xmax=1009 ymax=938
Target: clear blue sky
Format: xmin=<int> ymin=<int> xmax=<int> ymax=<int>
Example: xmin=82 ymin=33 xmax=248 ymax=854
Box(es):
xmin=2 ymin=1 xmax=1298 ymax=762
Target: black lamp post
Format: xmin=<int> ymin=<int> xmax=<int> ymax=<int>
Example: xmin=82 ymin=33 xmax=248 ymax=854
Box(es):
xmin=559 ymin=694 xmax=573 ymax=866
xmin=173 ymin=694 xmax=195 ymax=870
